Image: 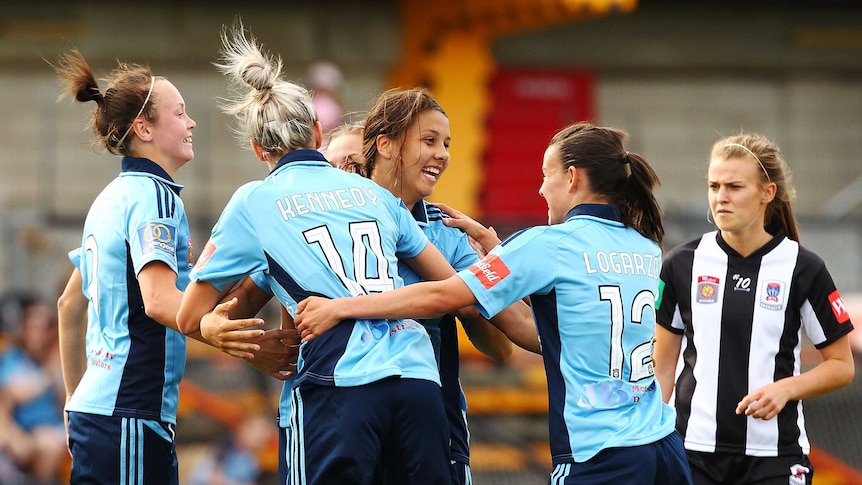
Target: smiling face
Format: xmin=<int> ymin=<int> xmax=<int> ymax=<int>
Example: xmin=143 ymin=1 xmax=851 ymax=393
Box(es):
xmin=145 ymin=79 xmax=196 ymax=172
xmin=539 ymin=144 xmax=574 ymax=225
xmin=708 ymin=155 xmax=776 ymax=239
xmin=381 ymin=109 xmax=450 ymax=208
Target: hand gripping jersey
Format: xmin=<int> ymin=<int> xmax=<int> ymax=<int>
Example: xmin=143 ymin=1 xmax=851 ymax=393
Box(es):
xmin=67 ymin=157 xmax=191 ymax=424
xmin=457 ymin=204 xmax=677 ymax=464
xmin=656 ymin=230 xmax=854 ymax=457
xmin=191 ymin=150 xmax=439 ymax=390
xmin=399 ymin=201 xmax=481 ymax=467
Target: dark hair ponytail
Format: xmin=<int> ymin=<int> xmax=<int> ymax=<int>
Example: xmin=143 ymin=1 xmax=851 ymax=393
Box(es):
xmin=550 ymin=122 xmax=664 ymax=246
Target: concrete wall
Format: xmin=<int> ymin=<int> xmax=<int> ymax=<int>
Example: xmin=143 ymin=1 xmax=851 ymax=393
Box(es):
xmin=1 ymin=1 xmax=861 ymax=296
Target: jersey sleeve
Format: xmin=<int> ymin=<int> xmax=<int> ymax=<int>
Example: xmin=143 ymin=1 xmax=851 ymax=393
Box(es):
xmin=656 ymin=249 xmax=684 ymax=334
xmin=68 ymin=247 xmax=82 ymax=269
xmin=393 ymin=201 xmax=430 ymax=260
xmin=125 ymin=180 xmax=184 ymax=276
xmin=249 ymin=271 xmax=274 ymax=295
xmin=443 ymin=228 xmax=480 ymax=272
xmin=798 ymin=255 xmax=854 ymax=348
xmin=457 ymin=227 xmax=555 ymax=319
xmin=191 ymin=182 xmax=269 ymax=292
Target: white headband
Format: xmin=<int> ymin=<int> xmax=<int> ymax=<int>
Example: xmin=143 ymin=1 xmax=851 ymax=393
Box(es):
xmin=115 ymin=76 xmax=156 ymax=150
xmin=725 ymin=143 xmax=770 ymax=181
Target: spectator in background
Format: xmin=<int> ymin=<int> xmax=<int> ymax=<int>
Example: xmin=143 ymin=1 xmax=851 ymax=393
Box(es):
xmin=188 ymin=413 xmax=275 ymax=485
xmin=0 ymin=294 xmax=68 ymax=485
xmin=307 ymin=60 xmax=345 ymax=149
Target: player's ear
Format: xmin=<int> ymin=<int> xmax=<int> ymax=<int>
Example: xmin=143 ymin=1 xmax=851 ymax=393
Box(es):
xmin=251 ymin=141 xmax=266 ymax=162
xmin=313 ymin=120 xmax=323 ymax=150
xmin=376 ymin=134 xmax=393 ymax=160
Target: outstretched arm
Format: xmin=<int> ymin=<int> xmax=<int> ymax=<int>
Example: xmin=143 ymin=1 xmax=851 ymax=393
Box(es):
xmin=296 ymin=275 xmax=476 ymax=342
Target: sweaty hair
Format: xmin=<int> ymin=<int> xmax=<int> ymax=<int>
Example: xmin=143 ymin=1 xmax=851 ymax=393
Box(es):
xmin=215 ymin=23 xmax=318 ymax=157
xmin=50 ymin=49 xmax=158 ymax=156
xmin=550 ymin=122 xmax=665 ymax=246
xmin=361 ymin=88 xmax=446 ymax=178
xmin=711 ymin=133 xmax=799 ymax=241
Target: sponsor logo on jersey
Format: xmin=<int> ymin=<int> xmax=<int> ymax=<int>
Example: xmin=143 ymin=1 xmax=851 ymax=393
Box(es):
xmin=696 ymin=275 xmax=719 ymax=304
xmin=194 ymin=240 xmax=216 ymax=271
xmin=760 ymin=280 xmax=787 ymax=310
xmin=828 ymin=290 xmax=850 ymax=324
xmin=469 ymin=254 xmax=511 ymax=289
xmin=138 ymin=223 xmax=176 ymax=257
xmin=759 ymin=280 xmax=786 ymax=310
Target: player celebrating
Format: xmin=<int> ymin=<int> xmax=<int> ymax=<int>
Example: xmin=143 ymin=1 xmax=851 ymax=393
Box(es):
xmin=177 ymin=25 xmax=457 ymax=484
xmin=295 ymin=122 xmax=693 ymax=485
xmin=51 ymin=49 xmax=195 ymax=484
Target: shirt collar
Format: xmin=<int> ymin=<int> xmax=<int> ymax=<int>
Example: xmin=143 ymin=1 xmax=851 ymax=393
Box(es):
xmin=409 ymin=200 xmax=429 ymax=226
xmin=272 ymin=149 xmax=329 ymax=173
xmin=121 ymin=157 xmax=183 ymax=194
xmin=564 ymin=203 xmax=622 ymax=222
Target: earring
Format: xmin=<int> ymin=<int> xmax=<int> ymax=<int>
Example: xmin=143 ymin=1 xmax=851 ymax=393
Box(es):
xmin=706 ymin=207 xmax=714 ymax=225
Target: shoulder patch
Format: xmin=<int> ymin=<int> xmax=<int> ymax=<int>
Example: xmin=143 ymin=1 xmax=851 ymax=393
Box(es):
xmin=138 ymin=223 xmax=177 ymax=257
xmin=194 ymin=240 xmax=216 ymax=272
xmin=469 ymin=254 xmax=511 ymax=289
xmin=829 ymin=290 xmax=850 ymax=324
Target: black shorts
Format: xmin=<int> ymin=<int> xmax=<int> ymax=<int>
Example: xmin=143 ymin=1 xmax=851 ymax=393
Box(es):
xmin=686 ymin=450 xmax=813 ymax=485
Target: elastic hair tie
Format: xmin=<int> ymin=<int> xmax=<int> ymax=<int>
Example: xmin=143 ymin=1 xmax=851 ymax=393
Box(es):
xmin=622 ymin=151 xmax=630 ymax=165
xmin=115 ymin=76 xmax=156 ymax=150
xmin=725 ymin=143 xmax=770 ymax=181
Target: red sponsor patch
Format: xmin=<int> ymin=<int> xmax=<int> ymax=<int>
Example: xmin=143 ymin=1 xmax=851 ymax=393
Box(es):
xmin=469 ymin=254 xmax=511 ymax=289
xmin=828 ymin=290 xmax=850 ymax=324
xmin=194 ymin=240 xmax=216 ymax=271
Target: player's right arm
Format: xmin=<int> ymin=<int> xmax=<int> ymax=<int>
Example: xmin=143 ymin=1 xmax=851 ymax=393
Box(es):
xmin=57 ymin=267 xmax=87 ymax=404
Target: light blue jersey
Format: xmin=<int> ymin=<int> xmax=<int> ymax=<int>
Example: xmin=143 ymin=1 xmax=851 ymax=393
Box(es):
xmin=399 ymin=201 xmax=479 ymax=467
xmin=191 ymin=150 xmax=439 ymax=395
xmin=457 ymin=204 xmax=676 ymax=463
xmin=67 ymin=157 xmax=191 ymax=424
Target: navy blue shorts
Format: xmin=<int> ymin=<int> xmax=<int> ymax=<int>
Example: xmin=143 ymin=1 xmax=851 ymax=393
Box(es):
xmin=686 ymin=450 xmax=813 ymax=485
xmin=550 ymin=430 xmax=692 ymax=485
xmin=288 ymin=377 xmax=451 ymax=485
xmin=278 ymin=424 xmax=290 ymax=485
xmin=67 ymin=412 xmax=178 ymax=485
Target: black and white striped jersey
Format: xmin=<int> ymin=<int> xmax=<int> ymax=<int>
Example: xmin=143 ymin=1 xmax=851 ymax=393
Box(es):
xmin=656 ymin=229 xmax=853 ymax=457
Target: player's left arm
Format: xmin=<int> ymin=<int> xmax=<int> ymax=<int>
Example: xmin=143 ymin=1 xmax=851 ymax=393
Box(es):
xmin=736 ymin=334 xmax=854 ymax=420
xmin=137 ymin=260 xmax=191 ymax=334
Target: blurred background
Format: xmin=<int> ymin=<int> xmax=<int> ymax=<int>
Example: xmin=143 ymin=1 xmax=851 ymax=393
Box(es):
xmin=1 ymin=0 xmax=861 ymax=483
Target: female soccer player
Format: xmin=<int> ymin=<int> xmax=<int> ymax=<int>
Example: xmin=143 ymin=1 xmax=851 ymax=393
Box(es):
xmin=176 ymin=25 xmax=457 ymax=484
xmin=295 ymin=122 xmax=693 ymax=485
xmin=51 ymin=49 xmax=196 ymax=484
xmin=652 ymin=133 xmax=855 ymax=485
xmin=358 ymin=87 xmax=539 ymax=484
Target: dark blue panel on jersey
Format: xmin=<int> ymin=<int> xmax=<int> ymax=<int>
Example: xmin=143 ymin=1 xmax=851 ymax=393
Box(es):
xmin=115 ymin=244 xmax=167 ymax=420
xmin=531 ymin=289 xmax=573 ymax=463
